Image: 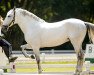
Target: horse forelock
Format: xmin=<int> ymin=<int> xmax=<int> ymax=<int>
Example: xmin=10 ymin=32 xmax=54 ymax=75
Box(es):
xmin=7 ymin=9 xmax=13 ymax=15
xmin=19 ymin=9 xmax=44 ymax=22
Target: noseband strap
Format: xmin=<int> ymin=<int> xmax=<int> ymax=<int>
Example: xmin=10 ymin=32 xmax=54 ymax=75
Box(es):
xmin=8 ymin=7 xmax=16 ymax=30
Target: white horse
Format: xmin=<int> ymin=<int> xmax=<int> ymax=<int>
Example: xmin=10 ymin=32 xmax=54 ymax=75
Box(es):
xmin=2 ymin=8 xmax=94 ymax=75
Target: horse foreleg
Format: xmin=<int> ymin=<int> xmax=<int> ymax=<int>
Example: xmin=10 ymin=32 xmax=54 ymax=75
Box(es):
xmin=21 ymin=44 xmax=35 ymax=59
xmin=21 ymin=44 xmax=31 ymax=58
xmin=35 ymin=54 xmax=42 ymax=74
xmin=22 ymin=48 xmax=30 ymax=58
xmin=32 ymin=47 xmax=42 ymax=74
xmin=75 ymin=50 xmax=84 ymax=75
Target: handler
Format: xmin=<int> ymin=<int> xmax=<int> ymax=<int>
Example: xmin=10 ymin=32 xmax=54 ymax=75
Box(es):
xmin=0 ymin=15 xmax=17 ymax=62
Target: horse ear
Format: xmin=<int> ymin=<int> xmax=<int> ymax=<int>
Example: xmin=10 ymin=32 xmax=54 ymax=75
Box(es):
xmin=13 ymin=6 xmax=16 ymax=11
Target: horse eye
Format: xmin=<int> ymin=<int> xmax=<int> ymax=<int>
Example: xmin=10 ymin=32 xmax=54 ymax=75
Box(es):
xmin=8 ymin=15 xmax=11 ymax=17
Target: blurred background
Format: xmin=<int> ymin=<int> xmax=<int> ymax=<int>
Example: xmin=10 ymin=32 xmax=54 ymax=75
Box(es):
xmin=0 ymin=0 xmax=94 ymax=50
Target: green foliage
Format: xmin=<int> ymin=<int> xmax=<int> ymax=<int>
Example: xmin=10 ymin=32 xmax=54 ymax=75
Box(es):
xmin=0 ymin=0 xmax=94 ymax=50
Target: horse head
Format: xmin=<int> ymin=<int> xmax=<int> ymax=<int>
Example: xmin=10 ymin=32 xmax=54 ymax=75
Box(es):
xmin=1 ymin=7 xmax=16 ymax=33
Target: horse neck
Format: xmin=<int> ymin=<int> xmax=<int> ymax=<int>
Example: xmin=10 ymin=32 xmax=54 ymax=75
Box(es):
xmin=15 ymin=14 xmax=43 ymax=34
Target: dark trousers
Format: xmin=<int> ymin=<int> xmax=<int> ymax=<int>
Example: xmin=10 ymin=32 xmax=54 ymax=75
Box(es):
xmin=0 ymin=38 xmax=12 ymax=59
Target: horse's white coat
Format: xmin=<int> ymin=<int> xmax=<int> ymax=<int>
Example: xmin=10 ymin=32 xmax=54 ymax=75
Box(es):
xmin=6 ymin=8 xmax=86 ymax=51
xmin=3 ymin=8 xmax=94 ymax=74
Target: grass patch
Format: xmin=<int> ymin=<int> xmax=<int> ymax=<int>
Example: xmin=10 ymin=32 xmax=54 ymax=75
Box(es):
xmin=15 ymin=61 xmax=77 ymax=65
xmin=9 ymin=67 xmax=94 ymax=73
xmin=16 ymin=67 xmax=75 ymax=73
xmin=6 ymin=61 xmax=94 ymax=73
xmin=42 ymin=61 xmax=76 ymax=64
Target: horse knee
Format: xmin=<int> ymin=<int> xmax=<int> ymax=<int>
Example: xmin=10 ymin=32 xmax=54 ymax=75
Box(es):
xmin=36 ymin=58 xmax=40 ymax=64
xmin=78 ymin=51 xmax=84 ymax=60
xmin=35 ymin=55 xmax=40 ymax=64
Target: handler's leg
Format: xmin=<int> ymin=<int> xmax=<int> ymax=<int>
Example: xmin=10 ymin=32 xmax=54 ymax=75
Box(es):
xmin=1 ymin=39 xmax=18 ymax=62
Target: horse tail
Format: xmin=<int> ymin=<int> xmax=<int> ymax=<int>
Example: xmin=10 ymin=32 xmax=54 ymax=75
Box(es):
xmin=85 ymin=22 xmax=94 ymax=43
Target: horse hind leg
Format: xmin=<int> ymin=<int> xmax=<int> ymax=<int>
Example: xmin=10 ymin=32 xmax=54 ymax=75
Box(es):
xmin=75 ymin=50 xmax=84 ymax=75
xmin=74 ymin=47 xmax=84 ymax=75
xmin=70 ymin=39 xmax=84 ymax=75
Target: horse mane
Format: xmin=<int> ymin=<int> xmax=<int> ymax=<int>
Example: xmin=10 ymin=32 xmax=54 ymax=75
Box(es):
xmin=18 ymin=8 xmax=45 ymax=22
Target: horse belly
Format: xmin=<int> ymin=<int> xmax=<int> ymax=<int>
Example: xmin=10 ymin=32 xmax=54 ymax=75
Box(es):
xmin=41 ymin=35 xmax=69 ymax=47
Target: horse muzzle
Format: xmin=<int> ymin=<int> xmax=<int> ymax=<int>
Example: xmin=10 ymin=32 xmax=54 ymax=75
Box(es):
xmin=1 ymin=25 xmax=8 ymax=35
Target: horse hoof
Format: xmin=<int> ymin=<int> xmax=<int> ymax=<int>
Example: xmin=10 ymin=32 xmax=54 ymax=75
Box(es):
xmin=31 ymin=55 xmax=35 ymax=59
xmin=74 ymin=72 xmax=80 ymax=75
xmin=38 ymin=71 xmax=42 ymax=74
xmin=74 ymin=74 xmax=80 ymax=75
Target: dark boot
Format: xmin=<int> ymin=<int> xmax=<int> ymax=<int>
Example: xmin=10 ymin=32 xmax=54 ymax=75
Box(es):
xmin=9 ymin=56 xmax=18 ymax=62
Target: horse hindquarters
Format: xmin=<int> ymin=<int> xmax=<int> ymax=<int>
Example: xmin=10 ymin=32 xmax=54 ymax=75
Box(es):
xmin=69 ymin=28 xmax=86 ymax=75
